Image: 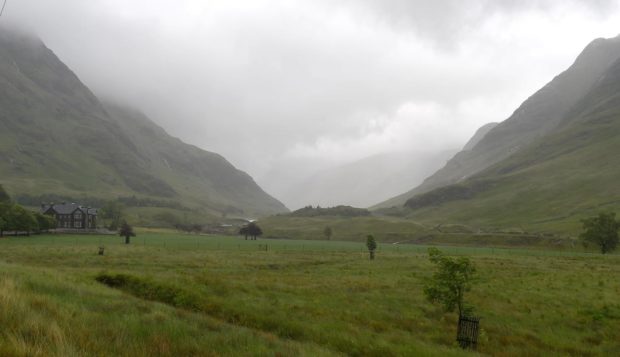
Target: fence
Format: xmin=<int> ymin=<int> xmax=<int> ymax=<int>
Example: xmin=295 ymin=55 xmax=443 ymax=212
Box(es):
xmin=0 ymin=233 xmax=611 ymax=258
xmin=457 ymin=315 xmax=480 ymax=350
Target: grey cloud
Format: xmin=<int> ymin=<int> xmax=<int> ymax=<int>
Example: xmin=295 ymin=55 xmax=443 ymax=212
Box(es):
xmin=338 ymin=0 xmax=619 ymax=48
xmin=1 ymin=0 xmax=619 ymax=188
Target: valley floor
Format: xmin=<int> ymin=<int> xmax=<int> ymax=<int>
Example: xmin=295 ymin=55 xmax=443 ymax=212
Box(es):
xmin=0 ymin=233 xmax=618 ymax=356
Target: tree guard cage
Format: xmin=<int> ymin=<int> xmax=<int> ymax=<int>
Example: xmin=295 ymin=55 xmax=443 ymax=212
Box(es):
xmin=457 ymin=315 xmax=480 ymax=349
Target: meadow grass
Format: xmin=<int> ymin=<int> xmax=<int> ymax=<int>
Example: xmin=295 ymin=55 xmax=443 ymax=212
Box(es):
xmin=258 ymin=215 xmax=580 ymax=250
xmin=0 ymin=232 xmax=618 ymax=356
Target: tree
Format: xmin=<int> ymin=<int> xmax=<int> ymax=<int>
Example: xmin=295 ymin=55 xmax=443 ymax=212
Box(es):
xmin=0 ymin=184 xmax=10 ymax=203
xmin=323 ymin=226 xmax=333 ymax=240
xmin=580 ymin=212 xmax=620 ymax=254
xmin=8 ymin=205 xmax=38 ymax=236
xmin=424 ymin=248 xmax=476 ymax=317
xmin=0 ymin=216 xmax=5 ymax=238
xmin=239 ymin=226 xmax=249 ymax=240
xmin=119 ymin=221 xmax=136 ymax=244
xmin=366 ymin=235 xmax=377 ymax=260
xmin=0 ymin=186 xmax=11 ymax=237
xmin=247 ymin=222 xmax=262 ymax=240
xmin=191 ymin=224 xmax=203 ymax=234
xmin=34 ymin=212 xmax=56 ymax=233
xmin=101 ymin=201 xmax=124 ymax=230
xmin=0 ymin=201 xmax=10 ymax=237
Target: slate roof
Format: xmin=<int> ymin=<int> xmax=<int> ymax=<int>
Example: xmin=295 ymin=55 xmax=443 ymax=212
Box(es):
xmin=41 ymin=203 xmax=98 ymax=216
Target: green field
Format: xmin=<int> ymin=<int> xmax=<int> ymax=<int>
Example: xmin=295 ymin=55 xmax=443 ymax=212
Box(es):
xmin=0 ymin=232 xmax=619 ymax=356
xmin=258 ymin=215 xmax=580 ymax=250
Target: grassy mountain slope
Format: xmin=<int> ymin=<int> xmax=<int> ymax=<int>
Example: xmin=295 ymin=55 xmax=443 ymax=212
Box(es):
xmin=103 ymin=103 xmax=287 ymax=216
xmin=375 ymin=35 xmax=620 ymax=209
xmin=461 ymin=122 xmax=498 ymax=151
xmin=0 ymin=29 xmax=286 ymax=218
xmin=374 ymin=123 xmax=496 ymax=209
xmin=401 ymin=54 xmax=620 ymax=234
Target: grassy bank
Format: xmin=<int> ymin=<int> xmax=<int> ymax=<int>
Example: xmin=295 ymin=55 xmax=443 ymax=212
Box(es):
xmin=0 ymin=233 xmax=618 ymax=355
xmin=259 ymin=215 xmax=426 ymax=242
xmin=258 ymin=215 xmax=578 ymax=250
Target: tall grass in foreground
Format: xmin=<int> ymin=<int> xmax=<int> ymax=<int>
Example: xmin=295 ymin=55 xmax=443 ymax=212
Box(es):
xmin=0 ymin=264 xmax=335 ymax=356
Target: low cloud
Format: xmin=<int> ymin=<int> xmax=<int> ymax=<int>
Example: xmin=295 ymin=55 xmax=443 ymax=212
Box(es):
xmin=2 ymin=0 xmax=620 ymax=184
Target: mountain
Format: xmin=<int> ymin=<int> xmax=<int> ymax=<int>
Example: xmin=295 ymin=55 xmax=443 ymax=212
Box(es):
xmin=374 ymin=123 xmax=497 ymax=209
xmin=0 ymin=28 xmax=287 ymax=218
xmin=375 ymin=35 xmax=620 ymax=210
xmin=461 ymin=122 xmax=498 ymax=151
xmin=260 ymin=149 xmax=456 ymax=210
xmin=393 ymin=35 xmax=620 ymax=233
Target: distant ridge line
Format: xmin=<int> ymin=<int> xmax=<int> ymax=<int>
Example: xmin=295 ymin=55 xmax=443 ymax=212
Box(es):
xmin=0 ymin=0 xmax=8 ymax=18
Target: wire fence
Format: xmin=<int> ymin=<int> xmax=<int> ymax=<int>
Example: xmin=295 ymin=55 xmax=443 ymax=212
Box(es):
xmin=0 ymin=233 xmax=613 ymax=259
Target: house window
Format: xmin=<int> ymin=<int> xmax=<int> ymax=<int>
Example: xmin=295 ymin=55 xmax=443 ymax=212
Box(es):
xmin=75 ymin=212 xmax=82 ymax=220
xmin=75 ymin=221 xmax=82 ymax=228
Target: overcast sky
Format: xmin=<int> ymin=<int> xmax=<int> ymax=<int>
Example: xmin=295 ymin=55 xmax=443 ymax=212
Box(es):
xmin=3 ymin=0 xmax=620 ymax=184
